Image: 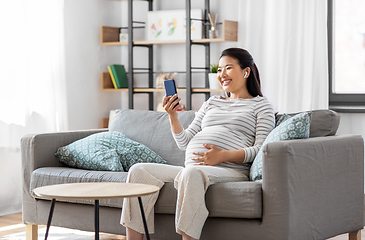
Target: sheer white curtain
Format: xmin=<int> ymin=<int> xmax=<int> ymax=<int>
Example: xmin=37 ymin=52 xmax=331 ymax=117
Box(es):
xmin=238 ymin=0 xmax=328 ymax=113
xmin=0 ymin=0 xmax=67 ymax=216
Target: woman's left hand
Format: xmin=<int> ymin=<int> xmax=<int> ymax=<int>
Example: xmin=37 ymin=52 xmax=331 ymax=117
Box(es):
xmin=192 ymin=144 xmax=225 ymax=166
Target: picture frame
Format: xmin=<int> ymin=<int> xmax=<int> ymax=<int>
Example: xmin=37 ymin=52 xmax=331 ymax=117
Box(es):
xmin=146 ymin=9 xmax=202 ymax=41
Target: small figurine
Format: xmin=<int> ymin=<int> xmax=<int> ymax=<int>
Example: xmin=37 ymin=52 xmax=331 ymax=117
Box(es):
xmin=156 ymin=72 xmax=178 ymax=88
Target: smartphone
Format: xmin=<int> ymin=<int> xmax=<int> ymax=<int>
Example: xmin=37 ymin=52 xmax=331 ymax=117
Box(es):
xmin=164 ymin=79 xmax=177 ymax=97
xmin=164 ymin=79 xmax=179 ymax=108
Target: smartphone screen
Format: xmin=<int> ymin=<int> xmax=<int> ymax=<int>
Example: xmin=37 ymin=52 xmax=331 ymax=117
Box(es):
xmin=164 ymin=79 xmax=179 ymax=108
xmin=164 ymin=79 xmax=177 ymax=96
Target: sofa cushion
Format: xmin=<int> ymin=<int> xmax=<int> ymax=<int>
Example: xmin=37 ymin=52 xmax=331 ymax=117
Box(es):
xmin=115 ymin=133 xmax=166 ymax=171
xmin=276 ymin=113 xmax=291 ymax=127
xmin=30 ymin=167 xmax=129 ymax=208
xmin=205 ymin=181 xmax=262 ymax=218
xmin=154 ymin=181 xmax=262 ymax=218
xmin=109 ymin=109 xmax=196 ymax=167
xmin=251 ymin=112 xmax=312 ymax=182
xmin=276 ymin=109 xmax=340 ymax=137
xmin=30 ymin=167 xmax=263 ymax=219
xmin=55 ymin=131 xmax=166 ymax=172
xmin=55 ymin=132 xmax=125 ymax=171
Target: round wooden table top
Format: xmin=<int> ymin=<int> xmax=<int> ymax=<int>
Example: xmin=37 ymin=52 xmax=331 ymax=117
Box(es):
xmin=33 ymin=182 xmax=160 ymax=200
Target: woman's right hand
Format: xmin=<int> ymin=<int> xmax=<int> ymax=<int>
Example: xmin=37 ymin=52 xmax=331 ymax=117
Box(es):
xmin=163 ymin=94 xmax=181 ymax=116
xmin=163 ymin=94 xmax=183 ymax=134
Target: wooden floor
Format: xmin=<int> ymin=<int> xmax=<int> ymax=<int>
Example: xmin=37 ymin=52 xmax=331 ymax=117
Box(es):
xmin=0 ymin=212 xmax=126 ymax=239
xmin=0 ymin=213 xmax=25 ymax=238
xmin=0 ymin=212 xmax=363 ymax=239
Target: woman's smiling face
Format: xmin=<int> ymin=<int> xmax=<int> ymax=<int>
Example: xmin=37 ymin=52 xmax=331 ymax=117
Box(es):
xmin=217 ymin=56 xmax=248 ymax=96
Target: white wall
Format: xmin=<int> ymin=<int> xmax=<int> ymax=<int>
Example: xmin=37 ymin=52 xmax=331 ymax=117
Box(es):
xmin=337 ymin=113 xmax=365 ymax=138
xmin=64 ymin=0 xmax=123 ymax=130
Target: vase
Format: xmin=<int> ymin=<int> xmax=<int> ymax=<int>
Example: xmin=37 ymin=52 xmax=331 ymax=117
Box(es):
xmin=208 ymin=73 xmax=221 ymax=89
xmin=209 ymin=29 xmax=219 ymax=39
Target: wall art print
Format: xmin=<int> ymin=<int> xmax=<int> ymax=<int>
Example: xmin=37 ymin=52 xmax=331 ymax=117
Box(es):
xmin=146 ymin=9 xmax=202 ymax=41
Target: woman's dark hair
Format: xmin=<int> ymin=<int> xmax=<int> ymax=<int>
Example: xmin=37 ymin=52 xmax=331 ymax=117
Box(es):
xmin=219 ymin=48 xmax=263 ymax=97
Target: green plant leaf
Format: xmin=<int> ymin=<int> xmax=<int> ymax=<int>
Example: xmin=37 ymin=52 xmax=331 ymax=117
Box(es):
xmin=210 ymin=63 xmax=219 ymax=73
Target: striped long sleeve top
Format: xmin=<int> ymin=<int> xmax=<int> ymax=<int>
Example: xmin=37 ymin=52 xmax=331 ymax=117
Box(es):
xmin=172 ymin=95 xmax=275 ymax=172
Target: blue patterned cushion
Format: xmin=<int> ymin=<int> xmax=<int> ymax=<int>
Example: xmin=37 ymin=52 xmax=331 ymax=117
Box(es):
xmin=55 ymin=132 xmax=166 ymax=171
xmin=250 ymin=112 xmax=312 ymax=182
xmin=275 ymin=113 xmax=291 ymax=127
xmin=117 ymin=134 xmax=166 ymax=171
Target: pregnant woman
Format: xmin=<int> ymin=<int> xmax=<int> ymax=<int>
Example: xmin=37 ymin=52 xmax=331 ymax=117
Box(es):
xmin=121 ymin=47 xmax=275 ymax=240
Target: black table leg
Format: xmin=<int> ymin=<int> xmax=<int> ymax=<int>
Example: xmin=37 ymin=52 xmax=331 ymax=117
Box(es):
xmin=95 ymin=200 xmax=99 ymax=240
xmin=137 ymin=197 xmax=150 ymax=240
xmin=45 ymin=199 xmax=56 ymax=240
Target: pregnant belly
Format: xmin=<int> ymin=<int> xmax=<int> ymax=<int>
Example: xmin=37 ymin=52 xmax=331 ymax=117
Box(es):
xmin=184 ymin=129 xmax=243 ymax=166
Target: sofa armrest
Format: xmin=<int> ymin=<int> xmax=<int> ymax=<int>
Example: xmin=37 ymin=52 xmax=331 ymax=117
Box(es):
xmin=21 ymin=129 xmax=108 ymax=195
xmin=21 ymin=128 xmax=108 ymax=225
xmin=261 ymin=135 xmax=364 ymax=239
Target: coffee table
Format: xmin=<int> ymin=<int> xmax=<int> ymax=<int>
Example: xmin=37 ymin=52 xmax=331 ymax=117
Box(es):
xmin=33 ymin=182 xmax=160 ymax=240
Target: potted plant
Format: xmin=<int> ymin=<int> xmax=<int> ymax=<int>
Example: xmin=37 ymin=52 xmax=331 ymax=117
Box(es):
xmin=209 ymin=63 xmax=221 ymax=89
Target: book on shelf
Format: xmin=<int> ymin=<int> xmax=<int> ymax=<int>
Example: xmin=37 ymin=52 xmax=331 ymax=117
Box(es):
xmin=107 ymin=64 xmax=128 ymax=89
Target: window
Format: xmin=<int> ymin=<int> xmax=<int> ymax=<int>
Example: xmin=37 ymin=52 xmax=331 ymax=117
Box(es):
xmin=328 ymin=0 xmax=365 ymax=112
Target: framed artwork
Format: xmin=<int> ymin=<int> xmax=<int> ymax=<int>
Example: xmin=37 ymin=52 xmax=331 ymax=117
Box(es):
xmin=146 ymin=9 xmax=202 ymax=41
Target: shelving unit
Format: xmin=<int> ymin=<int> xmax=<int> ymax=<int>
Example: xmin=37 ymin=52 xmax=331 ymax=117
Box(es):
xmin=101 ymin=0 xmax=236 ymax=110
xmin=101 ymin=72 xmax=224 ymax=93
xmin=100 ymin=20 xmax=237 ymax=46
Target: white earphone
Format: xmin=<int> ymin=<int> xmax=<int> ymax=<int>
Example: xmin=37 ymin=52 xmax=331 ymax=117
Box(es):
xmin=244 ymin=72 xmax=248 ymax=78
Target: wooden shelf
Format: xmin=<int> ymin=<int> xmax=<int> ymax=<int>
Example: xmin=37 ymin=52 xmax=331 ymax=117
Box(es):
xmin=101 ymin=118 xmax=109 ymax=128
xmin=102 ymin=87 xmax=223 ymax=93
xmin=100 ymin=20 xmax=238 ymax=45
xmin=101 ymin=72 xmax=223 ymax=92
xmin=192 ymin=88 xmax=223 ymax=93
xmin=101 ymin=72 xmax=128 ymax=91
xmin=101 ymin=26 xmax=120 ymax=44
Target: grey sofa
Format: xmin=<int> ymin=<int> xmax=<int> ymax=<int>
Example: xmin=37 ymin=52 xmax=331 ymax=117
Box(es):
xmin=21 ymin=109 xmax=364 ymax=240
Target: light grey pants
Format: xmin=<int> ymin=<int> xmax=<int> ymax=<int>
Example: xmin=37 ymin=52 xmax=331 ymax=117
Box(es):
xmin=120 ymin=163 xmax=248 ymax=239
